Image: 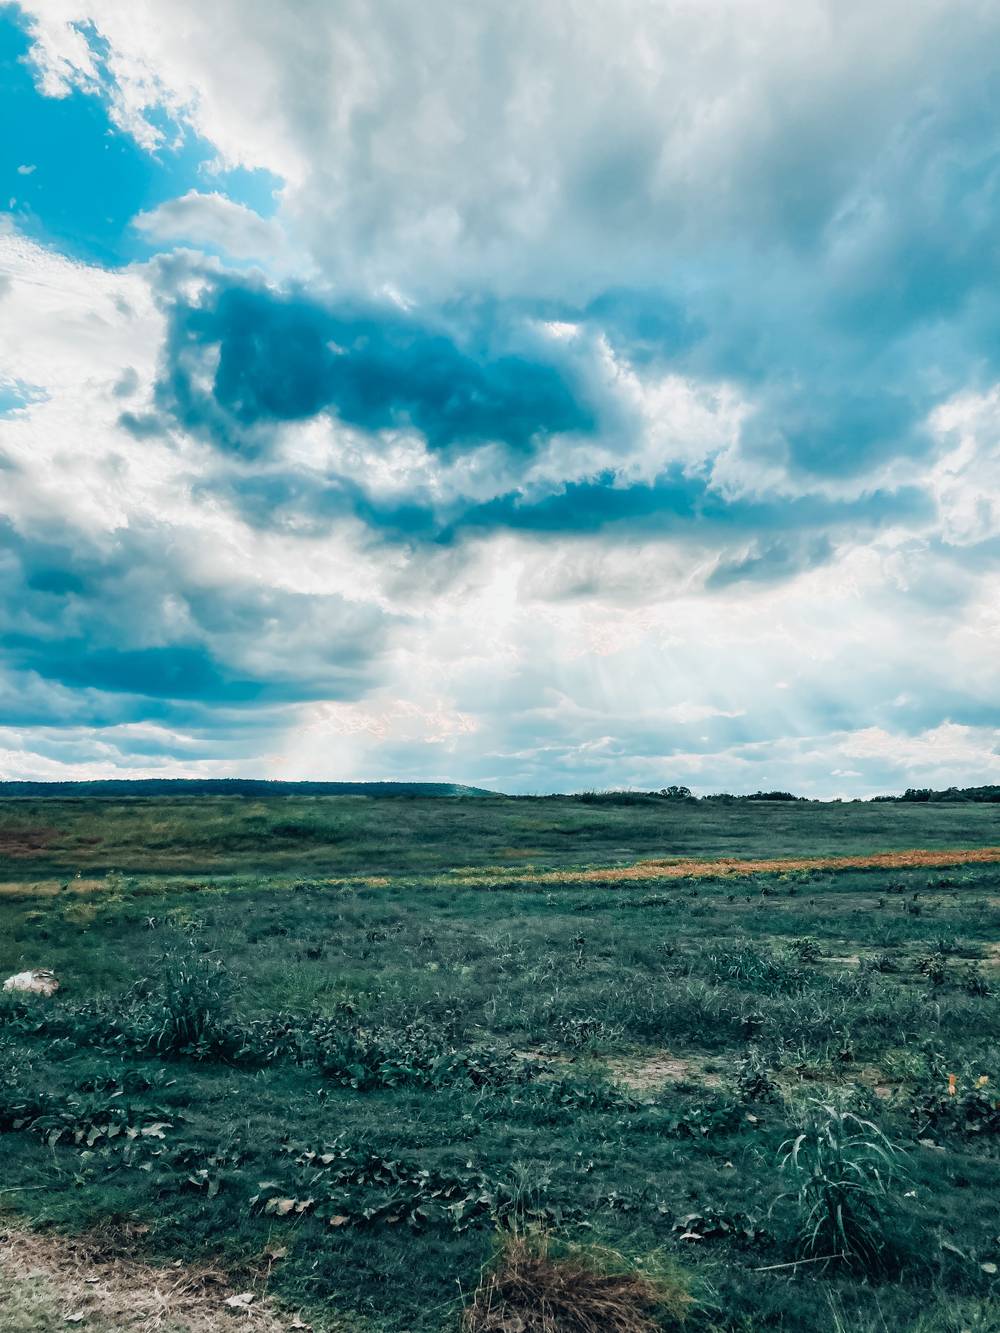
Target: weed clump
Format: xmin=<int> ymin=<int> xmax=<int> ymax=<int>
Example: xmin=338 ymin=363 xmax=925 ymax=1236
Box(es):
xmin=147 ymin=951 xmax=228 ymax=1055
xmin=734 ymin=1045 xmax=780 ymax=1103
xmin=463 ymin=1232 xmax=691 ymax=1332
xmin=777 ymin=1103 xmax=906 ymax=1274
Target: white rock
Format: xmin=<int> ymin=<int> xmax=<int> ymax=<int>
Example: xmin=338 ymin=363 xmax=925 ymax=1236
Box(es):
xmin=3 ymin=969 xmax=59 ymax=996
xmin=223 ymin=1292 xmax=256 ymax=1310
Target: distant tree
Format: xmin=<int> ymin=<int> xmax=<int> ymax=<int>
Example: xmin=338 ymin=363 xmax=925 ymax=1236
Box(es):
xmin=898 ymin=785 xmax=1000 ymax=803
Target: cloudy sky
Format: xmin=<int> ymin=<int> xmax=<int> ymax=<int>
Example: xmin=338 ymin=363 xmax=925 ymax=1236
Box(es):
xmin=2 ymin=0 xmax=1000 ymax=795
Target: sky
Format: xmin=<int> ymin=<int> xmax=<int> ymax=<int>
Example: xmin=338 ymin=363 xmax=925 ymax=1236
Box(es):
xmin=2 ymin=1 xmax=1000 ymax=796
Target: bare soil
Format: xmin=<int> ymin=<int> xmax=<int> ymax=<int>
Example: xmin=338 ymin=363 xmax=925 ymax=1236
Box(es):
xmin=0 ymin=1225 xmax=309 ymax=1332
xmin=605 ymin=1052 xmax=722 ymax=1094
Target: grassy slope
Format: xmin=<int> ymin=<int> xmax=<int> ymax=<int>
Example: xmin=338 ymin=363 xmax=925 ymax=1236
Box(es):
xmin=1 ymin=797 xmax=999 ymax=1331
xmin=1 ymin=794 xmax=1000 ymax=877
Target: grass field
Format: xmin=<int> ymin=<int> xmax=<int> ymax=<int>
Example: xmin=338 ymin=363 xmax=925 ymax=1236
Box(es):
xmin=2 ymin=794 xmax=999 ymax=1330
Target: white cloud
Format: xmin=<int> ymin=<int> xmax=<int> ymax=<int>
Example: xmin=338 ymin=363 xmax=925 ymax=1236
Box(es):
xmin=133 ymin=190 xmax=291 ymax=266
xmin=928 ymin=389 xmax=1000 ymax=546
xmin=662 ymin=703 xmax=746 ymax=725
xmin=4 ymin=2 xmax=1000 ymax=793
xmin=17 ymin=0 xmax=1000 ymax=298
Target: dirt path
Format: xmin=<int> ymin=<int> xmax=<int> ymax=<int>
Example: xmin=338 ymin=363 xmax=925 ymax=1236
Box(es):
xmin=0 ymin=1225 xmax=310 ymax=1332
xmin=474 ymin=845 xmax=1000 ymax=885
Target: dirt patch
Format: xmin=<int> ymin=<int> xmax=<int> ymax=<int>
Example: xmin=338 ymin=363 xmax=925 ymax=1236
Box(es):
xmin=606 ymin=1052 xmax=722 ymax=1094
xmin=985 ymin=943 xmax=1000 ymax=969
xmin=856 ymin=1065 xmax=903 ymax=1102
xmin=0 ymin=1225 xmax=307 ymax=1332
xmin=468 ymin=846 xmax=1000 ymax=886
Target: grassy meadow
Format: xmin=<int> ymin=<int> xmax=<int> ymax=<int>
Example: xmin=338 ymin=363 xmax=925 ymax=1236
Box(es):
xmin=1 ymin=793 xmax=1000 ymax=1330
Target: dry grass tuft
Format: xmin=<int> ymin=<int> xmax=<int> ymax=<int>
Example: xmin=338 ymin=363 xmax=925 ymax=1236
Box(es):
xmin=462 ymin=1232 xmax=690 ymax=1333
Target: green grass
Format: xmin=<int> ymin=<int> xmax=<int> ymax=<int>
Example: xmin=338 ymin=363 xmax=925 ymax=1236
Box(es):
xmin=1 ymin=796 xmax=999 ymax=1330
xmin=2 ymin=792 xmax=1000 ymax=877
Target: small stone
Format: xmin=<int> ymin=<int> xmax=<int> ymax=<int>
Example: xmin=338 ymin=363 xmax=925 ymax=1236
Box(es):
xmin=3 ymin=969 xmax=59 ymax=996
xmin=223 ymin=1292 xmax=255 ymax=1310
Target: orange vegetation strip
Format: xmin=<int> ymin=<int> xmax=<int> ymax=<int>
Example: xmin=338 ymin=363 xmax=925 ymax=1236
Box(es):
xmin=480 ymin=846 xmax=1000 ymax=885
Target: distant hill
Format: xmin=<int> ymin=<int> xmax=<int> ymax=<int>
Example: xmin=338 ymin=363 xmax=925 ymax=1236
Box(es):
xmin=0 ymin=778 xmax=497 ymax=798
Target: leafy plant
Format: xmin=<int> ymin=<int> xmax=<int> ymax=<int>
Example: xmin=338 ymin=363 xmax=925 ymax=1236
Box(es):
xmin=861 ymin=952 xmax=897 ymax=975
xmin=651 ymin=1094 xmax=746 ymax=1138
xmin=910 ymin=1074 xmax=1000 ymax=1138
xmin=672 ymin=1206 xmax=768 ymax=1246
xmin=792 ymin=937 xmax=823 ymax=963
xmin=251 ymin=1139 xmax=567 ymax=1234
xmin=734 ymin=1046 xmax=780 ymax=1103
xmin=917 ymin=953 xmax=948 ymax=988
xmin=962 ymin=965 xmax=992 ymax=997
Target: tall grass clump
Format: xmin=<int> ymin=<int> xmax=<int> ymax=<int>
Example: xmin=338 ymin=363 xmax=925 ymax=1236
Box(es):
xmin=706 ymin=939 xmax=805 ymax=993
xmin=146 ymin=951 xmax=229 ymax=1055
xmin=777 ymin=1103 xmax=906 ymax=1274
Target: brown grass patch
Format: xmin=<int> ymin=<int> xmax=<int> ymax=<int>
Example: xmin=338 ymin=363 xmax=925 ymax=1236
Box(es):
xmin=462 ymin=1233 xmax=690 ymax=1333
xmin=0 ymin=826 xmax=58 ymax=858
xmin=461 ymin=846 xmax=1000 ymax=887
xmin=0 ymin=1225 xmax=300 ymax=1331
xmin=0 ymin=877 xmax=136 ymax=899
xmin=0 ymin=880 xmax=62 ymax=898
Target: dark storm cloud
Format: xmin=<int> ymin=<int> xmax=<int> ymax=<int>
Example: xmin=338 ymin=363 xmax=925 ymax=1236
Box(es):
xmin=458 ymin=474 xmax=931 ymax=538
xmin=157 ymin=278 xmax=595 ymax=454
xmin=205 ymin=459 xmax=931 ymax=566
xmin=0 ymin=519 xmax=393 ymax=714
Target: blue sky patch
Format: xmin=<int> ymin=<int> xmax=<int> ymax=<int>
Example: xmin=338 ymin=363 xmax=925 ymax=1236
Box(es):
xmin=0 ymin=7 xmax=280 ymax=267
xmin=0 ymin=376 xmax=46 ymax=415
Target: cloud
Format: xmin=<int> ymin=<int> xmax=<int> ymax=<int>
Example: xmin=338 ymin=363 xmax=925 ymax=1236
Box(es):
xmin=4 ymin=3 xmax=1000 ymax=791
xmin=0 ymin=517 xmax=395 ymax=704
xmin=133 ymin=190 xmax=286 ymax=262
xmin=156 ymin=275 xmax=595 ymax=454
